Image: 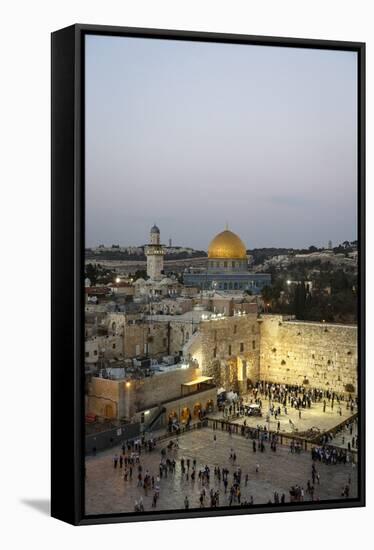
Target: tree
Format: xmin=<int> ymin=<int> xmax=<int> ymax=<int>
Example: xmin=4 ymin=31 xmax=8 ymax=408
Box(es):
xmin=133 ymin=269 xmax=147 ymax=281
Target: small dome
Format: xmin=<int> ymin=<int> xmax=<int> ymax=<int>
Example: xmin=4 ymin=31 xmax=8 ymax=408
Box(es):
xmin=208 ymin=229 xmax=247 ymax=259
xmin=150 ymin=224 xmax=160 ymax=234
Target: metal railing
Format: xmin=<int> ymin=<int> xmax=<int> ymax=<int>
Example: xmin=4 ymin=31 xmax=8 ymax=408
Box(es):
xmin=205 ymin=417 xmax=358 ymax=463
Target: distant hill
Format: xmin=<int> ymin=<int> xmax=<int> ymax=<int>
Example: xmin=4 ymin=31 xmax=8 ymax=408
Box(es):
xmin=85 ymin=247 xmax=207 ymax=261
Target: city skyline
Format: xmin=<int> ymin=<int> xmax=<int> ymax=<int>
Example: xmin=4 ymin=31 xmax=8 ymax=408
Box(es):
xmin=85 ymin=35 xmax=357 ymax=250
xmin=85 ymin=226 xmax=356 ymax=251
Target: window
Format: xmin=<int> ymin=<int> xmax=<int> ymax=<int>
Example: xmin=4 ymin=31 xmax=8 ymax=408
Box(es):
xmin=233 ymin=325 xmax=237 ymax=334
xmin=213 ymin=347 xmax=217 ymax=358
xmin=228 ymin=345 xmax=232 ymax=355
xmin=224 ymin=261 xmax=228 ymax=268
xmin=240 ymin=342 xmax=244 ymax=352
xmin=112 ymin=343 xmax=116 ymax=349
xmin=85 ymin=351 xmax=89 ymax=358
xmin=93 ymin=350 xmax=98 ymax=356
xmin=252 ymin=340 xmax=256 ymax=350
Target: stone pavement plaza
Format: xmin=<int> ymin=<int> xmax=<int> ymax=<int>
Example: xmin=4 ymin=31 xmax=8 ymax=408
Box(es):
xmin=85 ymin=428 xmax=357 ymax=515
xmin=211 ymin=397 xmax=357 ymax=440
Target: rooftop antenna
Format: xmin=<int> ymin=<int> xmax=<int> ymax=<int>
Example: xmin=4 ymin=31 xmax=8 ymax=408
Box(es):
xmin=225 ymin=221 xmax=229 ymax=230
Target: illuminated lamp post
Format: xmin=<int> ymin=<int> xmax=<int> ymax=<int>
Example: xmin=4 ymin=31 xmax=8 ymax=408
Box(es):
xmin=125 ymin=381 xmax=131 ymax=420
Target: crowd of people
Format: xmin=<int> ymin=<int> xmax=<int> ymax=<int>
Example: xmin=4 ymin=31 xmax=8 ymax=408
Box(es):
xmin=97 ymin=380 xmax=359 ymax=513
xmin=222 ymin=381 xmax=358 ymax=418
xmin=250 ymin=381 xmax=357 ymax=412
xmin=104 ymin=425 xmax=355 ymax=513
xmin=311 ymin=445 xmax=354 ymax=465
xmin=216 ymin=382 xmax=358 ymax=449
xmin=319 ymin=417 xmax=359 ymax=451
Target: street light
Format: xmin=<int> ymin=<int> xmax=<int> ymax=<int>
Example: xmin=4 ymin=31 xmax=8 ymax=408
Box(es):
xmin=125 ymin=381 xmax=131 ymax=419
xmin=115 ymin=277 xmax=121 ymax=284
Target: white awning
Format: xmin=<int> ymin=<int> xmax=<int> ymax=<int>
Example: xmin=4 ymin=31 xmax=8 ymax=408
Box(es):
xmin=182 ymin=376 xmax=213 ymax=387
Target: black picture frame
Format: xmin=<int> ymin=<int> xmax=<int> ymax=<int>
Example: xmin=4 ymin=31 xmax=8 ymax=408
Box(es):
xmin=51 ymin=24 xmax=365 ymax=526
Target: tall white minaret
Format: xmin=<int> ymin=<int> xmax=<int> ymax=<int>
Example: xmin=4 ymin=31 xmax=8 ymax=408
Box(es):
xmin=145 ymin=224 xmax=164 ymax=281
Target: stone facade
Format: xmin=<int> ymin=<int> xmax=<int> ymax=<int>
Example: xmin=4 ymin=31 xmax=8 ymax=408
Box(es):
xmin=86 ymin=313 xmax=359 ymax=425
xmin=259 ymin=315 xmax=358 ymax=394
xmin=193 ymin=314 xmax=261 ymax=392
xmin=123 ymin=322 xmax=169 ymax=359
xmin=85 ymin=334 xmax=124 ymax=363
xmin=87 ymin=366 xmax=216 ymax=423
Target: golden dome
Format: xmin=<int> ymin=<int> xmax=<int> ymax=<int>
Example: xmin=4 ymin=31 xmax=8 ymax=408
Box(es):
xmin=208 ymin=229 xmax=247 ymax=259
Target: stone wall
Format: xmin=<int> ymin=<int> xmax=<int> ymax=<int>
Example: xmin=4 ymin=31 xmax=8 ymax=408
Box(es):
xmin=85 ymin=334 xmax=124 ymax=363
xmin=259 ymin=315 xmax=358 ymax=394
xmin=123 ymin=322 xmax=168 ymax=358
xmin=87 ymin=366 xmax=202 ymax=420
xmin=162 ymin=387 xmax=217 ymax=421
xmin=197 ymin=314 xmax=261 ymax=391
xmin=134 ymin=367 xmax=201 ymax=411
xmin=87 ymin=377 xmax=125 ymax=419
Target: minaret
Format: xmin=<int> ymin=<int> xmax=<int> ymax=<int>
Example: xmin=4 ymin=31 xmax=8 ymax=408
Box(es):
xmin=145 ymin=224 xmax=164 ymax=281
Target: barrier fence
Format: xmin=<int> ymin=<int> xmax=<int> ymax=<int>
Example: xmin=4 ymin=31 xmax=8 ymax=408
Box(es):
xmin=86 ymin=415 xmax=357 ymax=465
xmin=205 ymin=417 xmax=358 ymax=463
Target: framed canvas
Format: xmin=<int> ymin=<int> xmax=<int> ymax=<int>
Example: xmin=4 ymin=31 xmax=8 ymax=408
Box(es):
xmin=51 ymin=24 xmax=365 ymax=525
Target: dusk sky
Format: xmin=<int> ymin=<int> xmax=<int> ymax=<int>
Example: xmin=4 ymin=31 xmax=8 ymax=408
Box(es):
xmin=85 ymin=35 xmax=357 ymax=250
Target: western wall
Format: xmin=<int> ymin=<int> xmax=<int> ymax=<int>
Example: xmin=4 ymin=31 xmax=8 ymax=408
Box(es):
xmin=259 ymin=315 xmax=358 ymax=394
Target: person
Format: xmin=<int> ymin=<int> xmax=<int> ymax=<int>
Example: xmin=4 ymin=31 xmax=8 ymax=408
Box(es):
xmin=113 ymin=454 xmax=118 ymax=469
xmin=255 ymin=463 xmax=260 ymax=473
xmin=184 ymin=496 xmax=189 ymax=509
xmin=139 ymin=497 xmax=144 ymax=512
